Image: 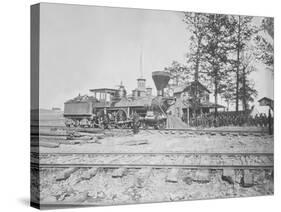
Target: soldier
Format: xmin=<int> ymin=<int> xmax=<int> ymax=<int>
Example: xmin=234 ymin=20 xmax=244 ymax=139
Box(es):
xmin=268 ymin=109 xmax=273 ymax=135
xmin=202 ymin=113 xmax=207 ymax=128
xmin=262 ymin=113 xmax=267 ymax=127
xmin=182 ymin=112 xmax=187 ymax=123
xmin=253 ymin=114 xmax=257 ymax=126
xmin=132 ymin=111 xmax=140 ymax=134
xmin=92 ymin=114 xmax=98 ymax=128
xmin=208 ymin=114 xmax=212 ymax=127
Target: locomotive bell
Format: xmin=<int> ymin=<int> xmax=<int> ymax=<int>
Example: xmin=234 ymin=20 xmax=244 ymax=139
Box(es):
xmin=152 ymin=71 xmax=170 ymax=96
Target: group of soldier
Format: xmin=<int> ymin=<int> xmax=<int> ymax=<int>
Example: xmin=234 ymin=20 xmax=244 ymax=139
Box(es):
xmin=188 ymin=111 xmax=273 ymax=128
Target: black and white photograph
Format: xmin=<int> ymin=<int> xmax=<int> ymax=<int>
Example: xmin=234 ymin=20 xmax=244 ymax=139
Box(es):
xmin=30 ymin=2 xmax=274 ymax=209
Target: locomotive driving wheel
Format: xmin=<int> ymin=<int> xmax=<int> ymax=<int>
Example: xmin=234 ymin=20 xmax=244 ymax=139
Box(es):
xmin=156 ymin=120 xmax=166 ymax=129
xmin=116 ymin=110 xmax=127 ymax=121
xmin=141 ymin=121 xmax=148 ymax=130
xmin=116 ymin=110 xmax=128 ymax=128
xmin=96 ymin=110 xmax=108 ymax=129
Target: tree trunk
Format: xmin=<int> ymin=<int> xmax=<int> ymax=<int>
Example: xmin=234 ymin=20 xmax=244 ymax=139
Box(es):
xmin=214 ymin=67 xmax=218 ymax=125
xmin=214 ymin=81 xmax=218 ymax=116
xmin=242 ymin=67 xmax=247 ymax=111
xmin=194 ymin=37 xmax=202 ymax=82
xmin=193 ymin=37 xmax=202 ymax=126
xmin=224 ymin=98 xmax=230 ymax=111
xmin=235 ymin=16 xmax=241 ymax=112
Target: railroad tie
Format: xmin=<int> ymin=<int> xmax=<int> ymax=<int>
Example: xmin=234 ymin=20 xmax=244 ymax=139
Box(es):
xmin=193 ymin=169 xmax=210 ymax=183
xmin=40 ymin=141 xmax=60 ymax=148
xmin=241 ymin=133 xmax=249 ymax=137
xmin=134 ymin=168 xmax=152 ymax=188
xmin=241 ymin=169 xmax=254 ymax=187
xmin=166 ymin=168 xmax=179 ymax=183
xmin=81 ymin=168 xmax=98 ymax=180
xmin=253 ymin=133 xmax=261 ymax=137
xmin=62 ymin=191 xmax=89 ymax=203
xmin=112 ymin=167 xmax=127 ymax=178
xmin=222 ymin=168 xmax=235 ymax=184
xmin=56 ymin=167 xmax=79 ymax=181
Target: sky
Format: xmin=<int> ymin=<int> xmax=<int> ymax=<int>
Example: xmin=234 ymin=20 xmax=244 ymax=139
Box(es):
xmin=39 ymin=3 xmax=273 ymax=110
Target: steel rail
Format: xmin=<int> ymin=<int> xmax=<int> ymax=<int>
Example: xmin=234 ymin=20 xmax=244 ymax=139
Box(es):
xmin=31 ymin=125 xmax=268 ymax=134
xmin=32 ymin=162 xmax=273 ymax=169
xmin=38 ymin=202 xmax=120 ymax=207
xmin=37 ymin=152 xmax=274 ymax=157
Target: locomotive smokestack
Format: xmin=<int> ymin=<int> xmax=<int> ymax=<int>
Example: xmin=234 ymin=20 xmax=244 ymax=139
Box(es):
xmin=152 ymin=71 xmax=170 ymax=96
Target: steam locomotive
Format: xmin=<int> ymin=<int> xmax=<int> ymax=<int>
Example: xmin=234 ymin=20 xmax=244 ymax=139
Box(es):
xmin=63 ymin=71 xmax=175 ymax=129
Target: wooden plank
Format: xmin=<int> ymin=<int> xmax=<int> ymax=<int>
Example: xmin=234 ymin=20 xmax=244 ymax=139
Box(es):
xmin=40 ymin=141 xmax=60 ymax=148
xmin=166 ymin=168 xmax=179 ymax=183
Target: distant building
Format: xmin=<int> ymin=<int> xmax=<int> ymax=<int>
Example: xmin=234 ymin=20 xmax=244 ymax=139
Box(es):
xmin=168 ymin=80 xmax=224 ymax=125
xmin=250 ymin=97 xmax=274 ymax=117
xmin=146 ymin=87 xmax=152 ymax=96
xmin=258 ymin=97 xmax=274 ymax=110
xmin=52 ymin=107 xmax=61 ymax=111
xmin=132 ymin=77 xmax=153 ymax=99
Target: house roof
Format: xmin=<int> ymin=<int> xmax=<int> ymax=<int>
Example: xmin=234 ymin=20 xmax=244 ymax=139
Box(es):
xmin=182 ymin=101 xmax=225 ymax=109
xmin=173 ymin=81 xmax=211 ymax=94
xmin=258 ymin=97 xmax=274 ymax=109
xmin=258 ymin=97 xmax=273 ymax=103
xmin=89 ymin=88 xmax=118 ymax=94
xmin=199 ymin=102 xmax=225 ymax=108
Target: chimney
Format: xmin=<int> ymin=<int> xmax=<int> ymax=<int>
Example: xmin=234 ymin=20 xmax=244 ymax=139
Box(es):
xmin=146 ymin=87 xmax=152 ymax=96
xmin=137 ymin=78 xmax=146 ymax=91
xmin=152 ymin=71 xmax=170 ymax=96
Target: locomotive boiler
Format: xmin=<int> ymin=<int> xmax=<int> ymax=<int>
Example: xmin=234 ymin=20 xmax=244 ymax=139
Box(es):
xmin=63 ymin=71 xmax=175 ymax=129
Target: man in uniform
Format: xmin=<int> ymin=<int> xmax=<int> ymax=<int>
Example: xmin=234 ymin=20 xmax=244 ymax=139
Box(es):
xmin=132 ymin=111 xmax=140 ymax=134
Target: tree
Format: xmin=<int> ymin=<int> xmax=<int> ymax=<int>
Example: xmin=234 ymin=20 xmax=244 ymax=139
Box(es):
xmin=183 ymin=13 xmax=213 ymax=121
xmin=163 ymin=61 xmax=191 ymax=96
xmin=200 ymin=14 xmax=235 ymax=120
xmin=254 ymin=17 xmax=274 ymax=72
xmin=180 ymin=13 xmax=260 ymax=120
xmin=238 ymin=79 xmax=257 ymax=110
xmin=262 ymin=17 xmax=274 ymax=38
xmin=183 ymin=12 xmax=209 ymax=82
xmin=220 ymin=75 xmax=236 ymax=111
xmin=239 ymin=51 xmax=257 ymax=110
xmin=228 ymin=15 xmax=256 ymax=111
xmin=164 ymin=61 xmax=189 ymax=86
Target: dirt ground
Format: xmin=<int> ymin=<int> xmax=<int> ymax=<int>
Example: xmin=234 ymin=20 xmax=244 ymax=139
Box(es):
xmin=37 ymin=129 xmax=273 ymax=154
xmin=38 ymin=167 xmax=273 ymax=205
xmin=32 ymin=110 xmax=274 ymax=206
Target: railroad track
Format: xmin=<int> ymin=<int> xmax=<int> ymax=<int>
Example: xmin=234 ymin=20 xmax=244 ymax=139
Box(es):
xmin=32 ymin=125 xmax=269 ymax=136
xmin=32 ymin=126 xmax=273 ymax=207
xmin=31 ymin=152 xmax=274 ymax=169
xmin=33 ymin=152 xmax=274 ymax=206
xmin=36 ymin=152 xmax=274 ymax=156
xmin=33 ymin=163 xmax=273 ymax=169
